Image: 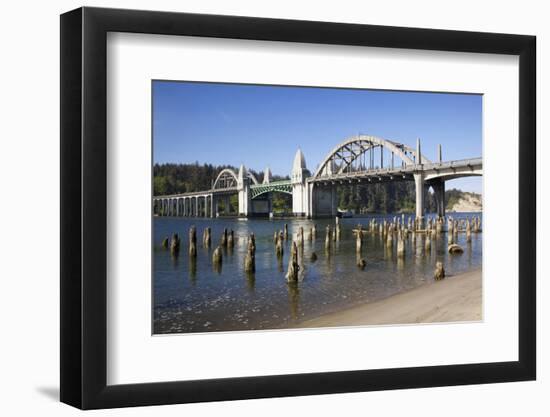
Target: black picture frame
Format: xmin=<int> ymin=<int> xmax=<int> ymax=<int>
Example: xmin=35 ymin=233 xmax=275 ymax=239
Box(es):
xmin=60 ymin=6 xmax=536 ymax=410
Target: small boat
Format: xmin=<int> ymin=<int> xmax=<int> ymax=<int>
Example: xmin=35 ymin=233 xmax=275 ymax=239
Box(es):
xmin=338 ymin=210 xmax=354 ymax=218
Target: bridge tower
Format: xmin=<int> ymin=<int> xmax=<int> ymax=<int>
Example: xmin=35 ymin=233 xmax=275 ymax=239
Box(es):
xmin=291 ymin=149 xmax=309 ymax=217
xmin=237 ymin=164 xmax=251 ymax=216
xmin=263 ymin=166 xmax=271 ymax=184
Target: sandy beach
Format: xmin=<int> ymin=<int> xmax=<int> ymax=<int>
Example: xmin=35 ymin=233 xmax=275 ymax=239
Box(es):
xmin=299 ymin=268 xmax=482 ymax=328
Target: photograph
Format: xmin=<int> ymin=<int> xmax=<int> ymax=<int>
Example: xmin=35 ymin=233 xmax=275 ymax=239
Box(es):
xmin=152 ymin=81 xmax=483 ymax=335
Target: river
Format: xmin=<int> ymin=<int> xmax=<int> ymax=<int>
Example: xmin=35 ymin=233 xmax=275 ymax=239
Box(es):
xmin=153 ymin=213 xmax=482 ymax=334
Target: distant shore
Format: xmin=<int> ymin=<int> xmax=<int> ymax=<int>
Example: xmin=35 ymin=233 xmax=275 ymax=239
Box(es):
xmin=299 ymin=268 xmax=482 ymax=328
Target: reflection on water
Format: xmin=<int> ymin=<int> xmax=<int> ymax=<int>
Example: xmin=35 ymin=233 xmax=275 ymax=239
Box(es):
xmin=153 ymin=213 xmax=482 ymax=334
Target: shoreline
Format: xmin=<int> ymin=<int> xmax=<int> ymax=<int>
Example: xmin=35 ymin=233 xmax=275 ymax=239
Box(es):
xmin=298 ymin=268 xmax=482 ymax=328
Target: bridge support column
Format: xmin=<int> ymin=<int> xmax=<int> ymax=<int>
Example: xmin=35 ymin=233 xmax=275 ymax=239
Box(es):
xmin=238 ymin=187 xmax=250 ymax=217
xmin=431 ymin=179 xmax=446 ymax=219
xmin=414 ymin=173 xmax=425 ymax=229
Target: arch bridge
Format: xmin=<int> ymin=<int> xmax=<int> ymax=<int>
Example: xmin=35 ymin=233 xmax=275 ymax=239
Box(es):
xmin=153 ymin=134 xmax=482 ymax=222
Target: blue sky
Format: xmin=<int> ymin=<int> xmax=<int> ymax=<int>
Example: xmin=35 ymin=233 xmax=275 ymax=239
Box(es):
xmin=153 ymin=81 xmax=482 ymax=193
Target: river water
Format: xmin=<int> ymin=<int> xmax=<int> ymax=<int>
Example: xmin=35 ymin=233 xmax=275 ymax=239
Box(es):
xmin=153 ymin=213 xmax=482 ymax=334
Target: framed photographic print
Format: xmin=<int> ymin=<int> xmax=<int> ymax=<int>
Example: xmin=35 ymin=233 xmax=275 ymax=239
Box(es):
xmin=60 ymin=7 xmax=536 ymax=409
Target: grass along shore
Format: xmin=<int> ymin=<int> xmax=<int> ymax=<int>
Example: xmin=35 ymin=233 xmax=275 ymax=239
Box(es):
xmin=298 ymin=268 xmax=482 ymax=328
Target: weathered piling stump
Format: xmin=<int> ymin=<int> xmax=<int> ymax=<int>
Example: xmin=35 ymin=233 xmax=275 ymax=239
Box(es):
xmin=244 ymin=234 xmax=256 ymax=273
xmin=356 ymin=228 xmax=363 ymax=253
xmin=284 ymin=223 xmax=288 ymax=240
xmin=188 ymin=227 xmax=196 ymax=257
xmin=447 ymin=231 xmax=454 ymax=245
xmin=161 ymin=237 xmax=169 ymax=249
xmin=386 ymin=229 xmax=393 ymax=249
xmin=221 ymin=228 xmax=228 ymax=247
xmin=273 ymin=231 xmax=278 ymax=243
xmin=434 ymin=261 xmax=445 ymax=280
xmin=276 ymin=231 xmax=284 ymax=258
xmin=203 ymin=227 xmax=211 ymax=248
xmin=170 ymin=233 xmax=181 ymax=255
xmin=298 ymin=227 xmax=304 ymax=247
xmin=227 ymin=229 xmax=234 ymax=248
xmin=424 ymin=232 xmax=431 ymax=253
xmin=466 ymin=219 xmax=472 ymax=243
xmin=448 ymin=243 xmax=464 ymax=254
xmin=310 ymin=252 xmax=318 ymax=262
xmin=249 ymin=233 xmax=256 ymax=252
xmin=397 ymin=232 xmax=405 ymax=258
xmin=286 ymin=241 xmax=300 ymax=282
xmin=212 ymin=245 xmax=223 ymax=268
xmin=325 ymin=225 xmax=331 ymax=250
xmin=311 ymin=225 xmax=316 ymax=240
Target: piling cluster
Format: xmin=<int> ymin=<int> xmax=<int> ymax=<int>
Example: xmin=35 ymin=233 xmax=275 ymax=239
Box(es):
xmin=158 ymin=214 xmax=481 ymax=285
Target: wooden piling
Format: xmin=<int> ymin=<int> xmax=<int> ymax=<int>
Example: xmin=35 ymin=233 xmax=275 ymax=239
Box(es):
xmin=244 ymin=234 xmax=256 ymax=273
xmin=203 ymin=227 xmax=211 ymax=248
xmin=170 ymin=233 xmax=181 ymax=255
xmin=356 ymin=228 xmax=363 ymax=253
xmin=325 ymin=225 xmax=331 ymax=250
xmin=298 ymin=226 xmax=304 ymax=247
xmin=448 ymin=243 xmax=464 ymax=254
xmin=188 ymin=227 xmax=196 ymax=257
xmin=286 ymin=241 xmax=300 ymax=282
xmin=386 ymin=229 xmax=393 ymax=248
xmin=276 ymin=231 xmax=284 ymax=258
xmin=434 ymin=261 xmax=445 ymax=280
xmin=212 ymin=245 xmax=223 ymax=266
xmin=424 ymin=232 xmax=431 ymax=252
xmin=397 ymin=231 xmax=405 ymax=257
xmin=227 ymin=229 xmax=234 ymax=248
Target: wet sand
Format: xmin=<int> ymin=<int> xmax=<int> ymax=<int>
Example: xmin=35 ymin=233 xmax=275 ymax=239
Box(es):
xmin=300 ymin=268 xmax=482 ymax=328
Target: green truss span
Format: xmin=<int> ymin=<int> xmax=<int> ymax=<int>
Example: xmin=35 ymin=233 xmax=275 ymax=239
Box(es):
xmin=249 ymin=180 xmax=292 ymax=199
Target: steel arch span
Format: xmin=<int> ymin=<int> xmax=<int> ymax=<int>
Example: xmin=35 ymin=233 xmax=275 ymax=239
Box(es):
xmin=313 ymin=135 xmax=432 ymax=179
xmin=212 ymin=168 xmax=259 ymax=190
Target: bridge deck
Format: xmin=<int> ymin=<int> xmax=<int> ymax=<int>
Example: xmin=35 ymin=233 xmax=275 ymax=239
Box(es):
xmin=309 ymin=158 xmax=482 ymax=183
xmin=153 ymin=158 xmax=482 ymax=200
